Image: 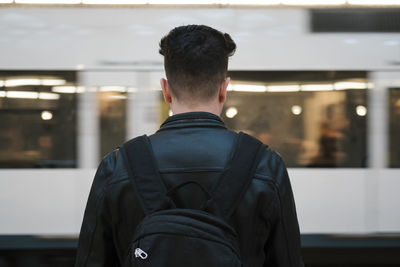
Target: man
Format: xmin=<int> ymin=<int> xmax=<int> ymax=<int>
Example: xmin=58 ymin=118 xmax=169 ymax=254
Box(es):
xmin=75 ymin=25 xmax=303 ymax=267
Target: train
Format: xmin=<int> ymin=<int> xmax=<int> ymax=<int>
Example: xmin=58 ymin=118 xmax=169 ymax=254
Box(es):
xmin=0 ymin=5 xmax=399 ymax=239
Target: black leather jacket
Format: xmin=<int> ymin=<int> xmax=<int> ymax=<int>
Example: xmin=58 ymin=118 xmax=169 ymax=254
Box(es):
xmin=75 ymin=112 xmax=303 ymax=267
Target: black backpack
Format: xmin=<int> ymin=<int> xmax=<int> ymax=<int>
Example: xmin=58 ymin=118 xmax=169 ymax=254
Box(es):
xmin=120 ymin=132 xmax=264 ymax=267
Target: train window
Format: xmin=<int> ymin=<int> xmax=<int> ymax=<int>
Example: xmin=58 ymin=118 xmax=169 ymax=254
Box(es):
xmin=389 ymin=88 xmax=400 ymax=168
xmin=223 ymin=71 xmax=368 ymax=168
xmin=98 ymin=88 xmax=127 ymax=160
xmin=0 ymin=71 xmax=77 ymax=168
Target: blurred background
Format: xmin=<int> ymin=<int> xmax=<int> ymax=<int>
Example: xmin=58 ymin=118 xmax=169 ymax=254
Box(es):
xmin=0 ymin=1 xmax=400 ymax=266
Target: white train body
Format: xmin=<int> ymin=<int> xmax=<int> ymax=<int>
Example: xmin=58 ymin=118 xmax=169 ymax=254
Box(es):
xmin=0 ymin=6 xmax=399 ymax=235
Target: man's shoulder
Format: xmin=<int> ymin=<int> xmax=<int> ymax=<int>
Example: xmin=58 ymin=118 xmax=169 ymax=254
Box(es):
xmin=118 ymin=130 xmax=287 ymax=184
xmin=247 ymin=139 xmax=288 ymax=185
xmin=95 ymin=148 xmax=129 ymax=188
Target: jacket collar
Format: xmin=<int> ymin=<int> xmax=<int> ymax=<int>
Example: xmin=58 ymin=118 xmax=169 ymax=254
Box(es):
xmin=158 ymin=111 xmax=227 ymax=131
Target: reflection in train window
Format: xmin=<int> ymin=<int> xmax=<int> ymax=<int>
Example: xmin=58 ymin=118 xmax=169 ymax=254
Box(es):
xmin=0 ymin=71 xmax=77 ymax=168
xmin=222 ymin=71 xmax=368 ymax=168
xmin=98 ymin=87 xmax=127 ymax=160
xmin=389 ymin=88 xmax=400 ymax=168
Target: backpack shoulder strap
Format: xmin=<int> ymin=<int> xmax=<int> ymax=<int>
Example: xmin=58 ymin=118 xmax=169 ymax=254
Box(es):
xmin=120 ymin=135 xmax=175 ymax=215
xmin=204 ymin=132 xmax=265 ymax=220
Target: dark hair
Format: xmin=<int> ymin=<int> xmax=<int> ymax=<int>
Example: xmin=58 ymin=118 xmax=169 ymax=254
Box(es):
xmin=159 ymin=25 xmax=236 ymax=102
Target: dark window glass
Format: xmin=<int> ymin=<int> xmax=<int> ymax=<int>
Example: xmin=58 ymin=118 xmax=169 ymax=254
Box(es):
xmin=223 ymin=71 xmax=368 ymax=168
xmin=99 ymin=90 xmax=126 ymax=159
xmin=0 ymin=71 xmax=77 ymax=168
xmin=389 ymin=88 xmax=400 ymax=168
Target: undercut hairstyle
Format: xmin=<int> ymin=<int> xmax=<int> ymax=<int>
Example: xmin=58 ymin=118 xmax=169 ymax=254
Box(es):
xmin=159 ymin=25 xmax=236 ymax=102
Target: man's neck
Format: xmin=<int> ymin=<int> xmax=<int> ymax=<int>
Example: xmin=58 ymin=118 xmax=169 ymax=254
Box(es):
xmin=171 ymin=103 xmax=222 ymax=117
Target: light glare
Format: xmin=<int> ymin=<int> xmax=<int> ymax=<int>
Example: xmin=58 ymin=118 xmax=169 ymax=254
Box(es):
xmin=99 ymin=86 xmax=127 ymax=92
xmin=107 ymin=95 xmax=127 ymax=100
xmin=39 ymin=92 xmax=60 ymax=100
xmin=5 ymin=79 xmax=41 ymax=87
xmin=4 ymin=78 xmax=66 ymax=87
xmin=41 ymin=79 xmax=66 ymax=86
xmin=52 ymin=86 xmax=77 ymax=93
xmin=226 ymin=107 xmax=238 ymax=118
xmin=267 ymin=85 xmax=300 ymax=92
xmin=291 ymin=105 xmax=302 ymax=115
xmin=301 ymin=84 xmax=334 ymax=91
xmin=77 ymin=86 xmax=86 ymax=93
xmin=230 ymin=84 xmax=267 ymax=92
xmin=76 ymin=64 xmax=85 ymax=70
xmin=6 ymin=91 xmax=39 ymax=99
xmin=41 ymin=111 xmax=53 ymax=120
xmin=356 ymin=105 xmax=367 ymax=116
xmin=334 ymin=82 xmax=368 ymax=90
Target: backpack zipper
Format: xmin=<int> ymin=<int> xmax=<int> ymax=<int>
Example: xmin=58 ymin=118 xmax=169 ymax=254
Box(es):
xmin=134 ymin=248 xmax=148 ymax=259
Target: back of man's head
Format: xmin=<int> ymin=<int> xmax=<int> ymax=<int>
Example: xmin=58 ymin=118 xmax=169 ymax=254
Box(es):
xmin=159 ymin=25 xmax=236 ymax=103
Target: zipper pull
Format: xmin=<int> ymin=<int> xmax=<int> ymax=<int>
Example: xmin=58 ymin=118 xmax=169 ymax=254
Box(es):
xmin=134 ymin=248 xmax=148 ymax=259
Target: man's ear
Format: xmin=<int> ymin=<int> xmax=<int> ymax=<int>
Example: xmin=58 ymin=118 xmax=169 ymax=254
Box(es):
xmin=218 ymin=77 xmax=230 ymax=104
xmin=160 ymin=78 xmax=172 ymax=104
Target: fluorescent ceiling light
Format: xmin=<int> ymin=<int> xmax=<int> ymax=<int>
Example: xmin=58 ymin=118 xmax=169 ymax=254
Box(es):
xmin=281 ymin=0 xmax=345 ymax=5
xmin=334 ymin=82 xmax=368 ymax=90
xmin=99 ymin=86 xmax=127 ymax=92
xmin=41 ymin=79 xmax=66 ymax=86
xmin=52 ymin=86 xmax=77 ymax=93
xmin=5 ymin=78 xmax=66 ymax=87
xmin=83 ymin=0 xmax=146 ymax=4
xmin=5 ymin=79 xmax=41 ymax=87
xmin=6 ymin=91 xmax=39 ymax=99
xmin=39 ymin=92 xmax=60 ymax=100
xmin=301 ymin=84 xmax=334 ymax=91
xmin=267 ymin=85 xmax=300 ymax=92
xmin=0 ymin=80 xmax=4 ymax=87
xmin=229 ymin=84 xmax=267 ymax=92
xmin=1 ymin=91 xmax=60 ymax=99
xmin=107 ymin=95 xmax=127 ymax=99
xmin=16 ymin=0 xmax=81 ymax=3
xmin=52 ymin=86 xmax=84 ymax=93
xmin=348 ymin=0 xmax=400 ymax=5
